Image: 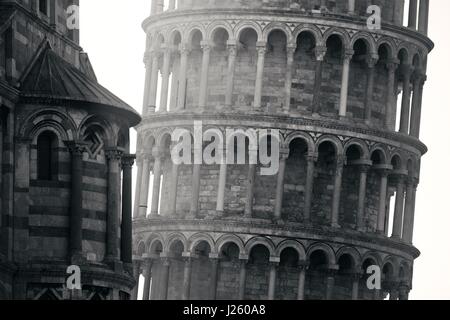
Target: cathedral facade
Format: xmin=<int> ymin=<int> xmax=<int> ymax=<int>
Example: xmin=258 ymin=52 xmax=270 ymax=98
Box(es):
xmin=0 ymin=0 xmax=140 ymax=299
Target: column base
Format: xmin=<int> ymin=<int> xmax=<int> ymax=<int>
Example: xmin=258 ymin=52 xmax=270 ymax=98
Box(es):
xmin=331 ymin=223 xmax=341 ymax=229
xmin=148 ymin=213 xmax=160 ymax=220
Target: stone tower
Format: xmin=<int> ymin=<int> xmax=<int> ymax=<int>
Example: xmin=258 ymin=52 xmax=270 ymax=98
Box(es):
xmin=133 ymin=0 xmax=432 ymax=300
xmin=0 ymin=0 xmax=141 ymax=299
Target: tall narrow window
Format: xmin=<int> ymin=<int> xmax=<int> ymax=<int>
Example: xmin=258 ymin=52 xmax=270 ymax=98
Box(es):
xmin=37 ymin=131 xmax=58 ymax=181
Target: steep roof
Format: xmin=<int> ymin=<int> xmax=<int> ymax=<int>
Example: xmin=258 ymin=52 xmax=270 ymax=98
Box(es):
xmin=19 ymin=41 xmax=141 ymax=126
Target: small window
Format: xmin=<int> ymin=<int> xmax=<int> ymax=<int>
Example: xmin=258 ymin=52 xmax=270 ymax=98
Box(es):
xmin=37 ymin=131 xmax=58 ymax=181
xmin=39 ymin=0 xmax=48 ymax=16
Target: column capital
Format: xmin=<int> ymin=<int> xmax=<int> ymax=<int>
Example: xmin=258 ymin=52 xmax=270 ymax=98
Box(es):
xmin=227 ymin=42 xmax=238 ymax=56
xmin=386 ymin=59 xmax=400 ymax=71
xmin=336 ymin=154 xmax=346 ymax=167
xmin=286 ymin=43 xmax=297 ymax=55
xmin=121 ymin=154 xmax=136 ymax=168
xmin=306 ymin=153 xmax=318 ymax=163
xmin=412 ymin=71 xmax=427 ymax=85
xmin=342 ymin=49 xmax=355 ymax=61
xmin=105 ymin=147 xmax=124 ymax=161
xmin=366 ymin=54 xmax=379 ymax=68
xmin=152 ymin=147 xmax=164 ymax=159
xmin=65 ymin=141 xmax=88 ymax=155
xmin=279 ymin=148 xmax=290 ymax=160
xmin=178 ymin=43 xmax=191 ymax=55
xmin=256 ymin=42 xmax=267 ymax=55
xmin=200 ymin=40 xmax=211 ymax=52
xmin=315 ymin=46 xmax=327 ymax=61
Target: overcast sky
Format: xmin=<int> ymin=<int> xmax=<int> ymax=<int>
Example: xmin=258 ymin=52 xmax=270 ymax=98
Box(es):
xmin=79 ymin=0 xmax=450 ymax=300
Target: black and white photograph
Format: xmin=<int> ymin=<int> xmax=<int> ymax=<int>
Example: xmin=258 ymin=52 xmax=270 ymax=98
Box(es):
xmin=0 ymin=0 xmax=448 ymax=309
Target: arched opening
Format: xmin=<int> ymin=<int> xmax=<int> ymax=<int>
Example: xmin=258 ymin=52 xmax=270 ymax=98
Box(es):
xmin=292 ymin=31 xmax=316 ymax=113
xmin=275 ymin=248 xmax=300 ymax=300
xmin=321 ymin=34 xmax=343 ymax=115
xmin=245 ymin=244 xmax=270 ymax=300
xmin=312 ymin=141 xmax=337 ymax=224
xmin=235 ymin=28 xmax=258 ymax=108
xmin=306 ymin=250 xmax=329 ymax=300
xmin=190 ymin=241 xmax=212 ymax=300
xmin=263 ymin=30 xmax=287 ymax=111
xmin=142 ymin=239 xmax=163 ymax=300
xmin=37 ymin=131 xmax=58 ymax=181
xmin=372 ymin=43 xmax=391 ymax=126
xmin=217 ymin=242 xmax=241 ymax=299
xmin=283 ymin=138 xmax=309 ymax=221
xmin=382 ymin=262 xmax=395 ymax=299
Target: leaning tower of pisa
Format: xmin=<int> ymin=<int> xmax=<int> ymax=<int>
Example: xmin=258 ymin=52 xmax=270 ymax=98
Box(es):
xmin=132 ymin=0 xmax=432 ymax=300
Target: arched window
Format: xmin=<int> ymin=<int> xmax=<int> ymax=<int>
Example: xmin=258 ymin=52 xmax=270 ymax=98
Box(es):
xmin=37 ymin=131 xmax=58 ymax=181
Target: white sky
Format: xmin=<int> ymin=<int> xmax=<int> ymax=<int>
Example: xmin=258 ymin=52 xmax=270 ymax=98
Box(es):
xmin=80 ymin=0 xmax=450 ymax=300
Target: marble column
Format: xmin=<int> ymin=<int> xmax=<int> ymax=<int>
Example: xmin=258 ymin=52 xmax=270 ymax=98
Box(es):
xmin=238 ymin=259 xmax=248 ymax=300
xmin=297 ymin=264 xmax=307 ymax=300
xmin=143 ymin=258 xmax=153 ymax=300
xmin=339 ymin=50 xmax=354 ymax=117
xmin=244 ymin=164 xmax=257 ymax=218
xmin=177 ymin=44 xmax=190 ymax=110
xmin=351 ymin=272 xmax=361 ymax=300
xmin=408 ymin=0 xmax=418 ymax=29
xmin=199 ymin=41 xmax=211 ymax=109
xmin=168 ymin=161 xmax=180 ymax=216
xmin=254 ymin=43 xmax=267 ymax=108
xmin=410 ymin=73 xmax=426 ymax=138
xmin=216 ymin=159 xmax=227 ymax=214
xmin=399 ymin=65 xmax=413 ymax=134
xmin=105 ymin=148 xmax=123 ymax=261
xmin=225 ymin=42 xmax=237 ymax=107
xmin=209 ymin=256 xmax=219 ymax=300
xmin=418 ymin=0 xmax=429 ymax=35
xmin=364 ymin=55 xmax=378 ymax=123
xmin=133 ymin=157 xmax=143 ymax=219
xmin=348 ymin=0 xmax=355 ymax=14
xmin=376 ymin=169 xmax=390 ymax=233
xmin=312 ymin=46 xmax=327 ymax=114
xmin=132 ymin=258 xmax=142 ymax=300
xmin=66 ymin=142 xmax=86 ymax=261
xmin=159 ymin=46 xmax=172 ymax=112
xmin=284 ymin=44 xmax=296 ymax=112
xmin=331 ymin=155 xmax=345 ymax=228
xmin=304 ymin=154 xmax=316 ymax=223
xmin=160 ymin=257 xmax=171 ymax=300
xmin=274 ymin=149 xmax=289 ymax=221
xmin=325 ymin=270 xmax=336 ymax=300
xmin=182 ymin=256 xmax=193 ymax=300
xmin=150 ymin=148 xmax=163 ymax=217
xmin=268 ymin=262 xmax=278 ymax=300
xmin=392 ymin=175 xmax=406 ymax=239
xmin=148 ymin=49 xmax=161 ymax=113
xmin=138 ymin=154 xmax=152 ymax=218
xmin=189 ymin=154 xmax=202 ymax=218
xmin=121 ymin=154 xmax=135 ymax=265
xmin=385 ymin=60 xmax=399 ymax=129
xmin=356 ymin=165 xmax=370 ymax=231
xmin=402 ymin=178 xmax=418 ymax=244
